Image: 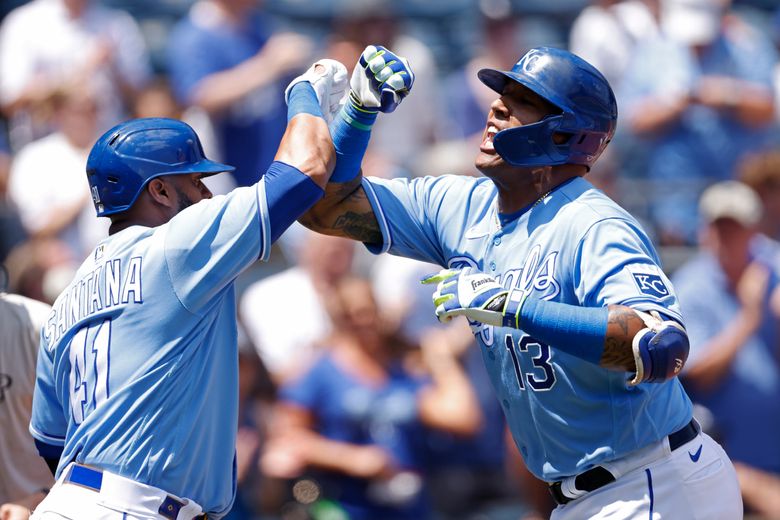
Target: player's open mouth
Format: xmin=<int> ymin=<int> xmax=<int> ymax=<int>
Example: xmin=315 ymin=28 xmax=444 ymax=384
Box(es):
xmin=480 ymin=126 xmax=498 ymax=152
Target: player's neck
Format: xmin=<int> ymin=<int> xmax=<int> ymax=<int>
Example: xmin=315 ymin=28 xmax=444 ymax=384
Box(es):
xmin=493 ymin=166 xmax=584 ymax=214
xmin=107 ymin=194 xmax=181 ymax=235
xmin=108 ymin=209 xmax=171 ymax=235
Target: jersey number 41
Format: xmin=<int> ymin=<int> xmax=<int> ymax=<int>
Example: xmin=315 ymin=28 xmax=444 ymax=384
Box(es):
xmin=68 ymin=319 xmax=112 ymax=424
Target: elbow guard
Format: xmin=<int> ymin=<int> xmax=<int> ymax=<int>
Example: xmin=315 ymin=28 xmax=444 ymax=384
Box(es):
xmin=629 ymin=310 xmax=689 ymax=385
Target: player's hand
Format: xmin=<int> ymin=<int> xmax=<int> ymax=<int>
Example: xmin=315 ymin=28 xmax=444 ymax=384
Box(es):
xmin=629 ymin=310 xmax=689 ymax=385
xmin=350 ymin=45 xmax=414 ymax=113
xmin=284 ymin=59 xmax=349 ymax=124
xmin=421 ymin=267 xmax=518 ymax=327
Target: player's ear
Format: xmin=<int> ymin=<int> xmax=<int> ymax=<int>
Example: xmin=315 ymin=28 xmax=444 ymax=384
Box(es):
xmin=146 ymin=177 xmax=175 ymax=209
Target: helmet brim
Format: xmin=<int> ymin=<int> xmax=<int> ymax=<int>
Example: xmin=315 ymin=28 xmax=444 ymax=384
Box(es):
xmin=478 ymin=67 xmax=566 ymax=111
xmin=178 ymin=158 xmax=236 ymax=177
xmin=478 ymin=68 xmax=522 ymax=95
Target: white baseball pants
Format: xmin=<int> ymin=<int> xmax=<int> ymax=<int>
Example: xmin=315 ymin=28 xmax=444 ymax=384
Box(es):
xmin=30 ymin=463 xmax=205 ymax=520
xmin=551 ymin=431 xmax=742 ymax=519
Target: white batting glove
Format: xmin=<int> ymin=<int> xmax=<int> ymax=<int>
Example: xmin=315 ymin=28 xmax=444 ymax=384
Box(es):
xmin=284 ymin=59 xmax=349 ymax=124
xmin=421 ymin=267 xmax=519 ymax=327
xmin=350 ymin=45 xmax=414 ymax=113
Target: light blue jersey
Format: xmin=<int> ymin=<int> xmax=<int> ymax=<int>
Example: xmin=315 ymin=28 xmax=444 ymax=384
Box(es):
xmin=30 ymin=182 xmax=272 ymax=517
xmin=362 ymin=174 xmax=693 ymax=481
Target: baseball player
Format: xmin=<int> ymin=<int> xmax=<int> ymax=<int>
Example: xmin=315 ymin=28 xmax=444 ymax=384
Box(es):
xmin=0 ymin=288 xmax=53 ymax=520
xmin=301 ymin=46 xmax=743 ymax=518
xmin=27 ymin=55 xmax=412 ymax=519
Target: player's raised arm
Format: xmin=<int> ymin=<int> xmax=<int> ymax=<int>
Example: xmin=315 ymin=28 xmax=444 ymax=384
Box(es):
xmin=422 ymin=268 xmax=689 ymax=385
xmin=299 ymin=45 xmax=414 ymax=244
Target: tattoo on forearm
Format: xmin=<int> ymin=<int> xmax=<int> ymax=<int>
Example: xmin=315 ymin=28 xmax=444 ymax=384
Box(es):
xmin=299 ymin=178 xmax=382 ymax=243
xmin=600 ymin=306 xmax=645 ymax=372
xmin=333 ymin=211 xmax=383 ymax=243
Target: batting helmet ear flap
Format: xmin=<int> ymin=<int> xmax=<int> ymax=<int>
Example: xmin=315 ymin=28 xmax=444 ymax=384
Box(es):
xmin=479 ymin=47 xmax=617 ymax=170
xmin=87 ymin=118 xmax=234 ymax=217
xmin=492 ymin=114 xmax=571 ymax=168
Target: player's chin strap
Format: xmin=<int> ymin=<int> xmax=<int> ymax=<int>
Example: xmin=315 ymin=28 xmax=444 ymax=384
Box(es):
xmin=629 ymin=309 xmax=690 ymax=386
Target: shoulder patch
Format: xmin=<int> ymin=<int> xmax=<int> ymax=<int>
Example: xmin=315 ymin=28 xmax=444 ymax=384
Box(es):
xmin=631 ymin=271 xmax=670 ymax=298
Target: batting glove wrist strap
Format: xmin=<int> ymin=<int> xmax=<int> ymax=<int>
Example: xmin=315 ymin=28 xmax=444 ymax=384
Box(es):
xmin=328 ymin=94 xmax=379 ymax=183
xmin=350 ymin=45 xmax=414 ymax=113
xmin=501 ymin=289 xmax=527 ymax=329
xmin=339 ymin=93 xmax=379 ymax=130
xmin=629 ymin=310 xmax=689 ymax=386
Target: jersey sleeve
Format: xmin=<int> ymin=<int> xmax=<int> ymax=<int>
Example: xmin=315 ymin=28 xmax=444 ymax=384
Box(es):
xmin=165 ymin=164 xmax=322 ymax=313
xmin=29 ymin=334 xmax=67 ymax=447
xmin=164 ymin=183 xmax=271 ymax=313
xmin=573 ymin=218 xmax=682 ymax=322
xmin=361 ymin=175 xmax=465 ymax=266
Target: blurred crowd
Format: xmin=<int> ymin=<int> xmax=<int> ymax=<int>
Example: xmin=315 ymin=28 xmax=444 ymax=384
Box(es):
xmin=2 ymin=0 xmax=780 ymax=518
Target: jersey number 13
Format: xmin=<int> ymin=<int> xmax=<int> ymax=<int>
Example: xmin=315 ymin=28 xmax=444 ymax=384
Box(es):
xmin=505 ymin=334 xmax=556 ymax=391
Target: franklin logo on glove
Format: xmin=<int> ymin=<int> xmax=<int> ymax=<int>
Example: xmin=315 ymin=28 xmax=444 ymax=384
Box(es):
xmin=471 ymin=277 xmax=493 ymax=291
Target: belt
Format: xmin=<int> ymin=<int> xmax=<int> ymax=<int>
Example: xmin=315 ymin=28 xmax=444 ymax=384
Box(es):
xmin=549 ymin=419 xmax=700 ymax=506
xmin=65 ymin=464 xmax=208 ymax=520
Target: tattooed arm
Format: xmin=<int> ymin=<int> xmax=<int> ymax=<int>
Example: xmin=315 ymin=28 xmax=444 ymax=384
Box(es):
xmin=298 ymin=176 xmax=383 ymax=244
xmin=602 ymin=305 xmax=689 ymax=384
xmin=424 ymin=266 xmax=686 ymax=380
xmin=600 ymin=305 xmax=647 ymax=372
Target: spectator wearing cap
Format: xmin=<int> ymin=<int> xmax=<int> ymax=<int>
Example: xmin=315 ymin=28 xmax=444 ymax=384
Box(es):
xmin=672 ymin=180 xmax=780 ymax=517
xmin=619 ymin=0 xmax=778 ymax=244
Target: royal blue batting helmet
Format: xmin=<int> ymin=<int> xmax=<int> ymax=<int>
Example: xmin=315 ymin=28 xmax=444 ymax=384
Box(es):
xmin=478 ymin=47 xmax=617 ymax=170
xmin=86 ymin=118 xmax=234 ymax=217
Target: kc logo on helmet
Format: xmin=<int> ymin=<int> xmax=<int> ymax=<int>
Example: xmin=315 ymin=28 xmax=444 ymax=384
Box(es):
xmin=632 ymin=273 xmax=669 ymax=298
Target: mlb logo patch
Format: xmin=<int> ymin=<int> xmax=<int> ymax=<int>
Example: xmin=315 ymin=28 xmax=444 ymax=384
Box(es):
xmin=632 ymin=273 xmax=669 ymax=298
